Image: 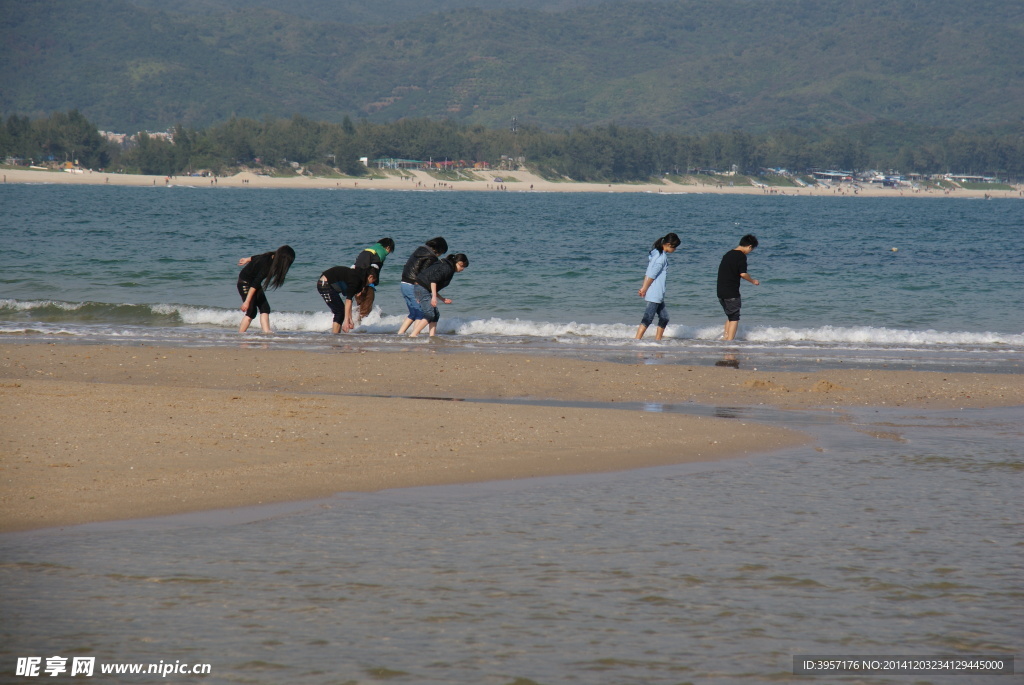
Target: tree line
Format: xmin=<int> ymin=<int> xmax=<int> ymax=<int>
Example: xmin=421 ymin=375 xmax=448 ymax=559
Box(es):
xmin=3 ymin=110 xmax=1022 ymax=181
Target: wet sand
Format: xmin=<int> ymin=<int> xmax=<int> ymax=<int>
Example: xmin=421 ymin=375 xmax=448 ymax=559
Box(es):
xmin=2 ymin=344 xmax=1022 ymax=532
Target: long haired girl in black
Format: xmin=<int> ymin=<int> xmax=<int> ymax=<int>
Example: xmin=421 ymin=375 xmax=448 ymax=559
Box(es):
xmin=236 ymin=244 xmax=295 ymax=333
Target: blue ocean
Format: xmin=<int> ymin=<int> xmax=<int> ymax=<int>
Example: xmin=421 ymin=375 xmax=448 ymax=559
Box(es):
xmin=1 ymin=184 xmax=1021 ymax=684
xmin=2 ymin=184 xmax=1022 ymax=370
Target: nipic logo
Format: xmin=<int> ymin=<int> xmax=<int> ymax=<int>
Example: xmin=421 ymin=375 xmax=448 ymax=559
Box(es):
xmin=16 ymin=657 xmax=95 ymax=677
xmin=15 ymin=656 xmax=212 ymax=677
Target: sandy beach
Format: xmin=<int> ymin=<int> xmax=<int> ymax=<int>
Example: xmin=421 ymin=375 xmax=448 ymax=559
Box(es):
xmin=2 ymin=343 xmax=1022 ymax=532
xmin=3 ymin=166 xmax=1021 ymax=198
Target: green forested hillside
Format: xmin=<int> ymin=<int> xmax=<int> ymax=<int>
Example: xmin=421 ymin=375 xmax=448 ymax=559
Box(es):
xmin=2 ymin=0 xmax=1021 ymax=133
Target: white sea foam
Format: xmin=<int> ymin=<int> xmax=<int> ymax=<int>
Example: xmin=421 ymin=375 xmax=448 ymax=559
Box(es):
xmin=0 ymin=298 xmax=90 ymax=312
xmin=2 ymin=299 xmax=1022 ymax=350
xmin=745 ymin=325 xmax=1024 ymax=346
xmin=150 ymin=303 xmax=237 ymax=326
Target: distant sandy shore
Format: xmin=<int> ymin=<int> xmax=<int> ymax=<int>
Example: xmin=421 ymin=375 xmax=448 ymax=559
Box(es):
xmin=3 ymin=343 xmax=1023 ymax=532
xmin=3 ymin=166 xmax=1021 ymax=199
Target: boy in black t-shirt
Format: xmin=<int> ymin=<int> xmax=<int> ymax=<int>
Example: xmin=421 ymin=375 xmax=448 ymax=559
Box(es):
xmin=716 ymin=234 xmax=760 ymax=341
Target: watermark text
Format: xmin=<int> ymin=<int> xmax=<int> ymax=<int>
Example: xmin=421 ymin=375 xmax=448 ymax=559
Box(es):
xmin=16 ymin=656 xmax=212 ymax=678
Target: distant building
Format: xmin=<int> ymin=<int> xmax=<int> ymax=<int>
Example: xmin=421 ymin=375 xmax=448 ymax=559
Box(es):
xmin=945 ymin=173 xmax=997 ymax=184
xmin=811 ymin=170 xmax=854 ymax=182
xmin=99 ymin=131 xmax=128 ymax=145
xmin=100 ymin=130 xmax=173 ymax=146
xmin=371 ymin=158 xmax=424 ymax=169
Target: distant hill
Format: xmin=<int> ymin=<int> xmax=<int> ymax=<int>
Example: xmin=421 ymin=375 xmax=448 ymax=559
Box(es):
xmin=2 ymin=0 xmax=1021 ymax=133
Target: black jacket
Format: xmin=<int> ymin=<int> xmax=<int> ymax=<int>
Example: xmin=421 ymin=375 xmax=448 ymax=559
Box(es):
xmin=401 ymin=246 xmax=438 ymax=284
xmin=416 ymin=259 xmax=456 ymax=292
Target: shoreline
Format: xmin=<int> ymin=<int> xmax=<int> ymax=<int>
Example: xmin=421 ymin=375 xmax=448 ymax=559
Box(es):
xmin=3 ymin=343 xmax=1023 ymax=532
xmin=3 ymin=166 xmax=1021 ymax=199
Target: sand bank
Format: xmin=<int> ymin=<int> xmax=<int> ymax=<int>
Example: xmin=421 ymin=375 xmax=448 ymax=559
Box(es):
xmin=3 ymin=166 xmax=1020 ymax=199
xmin=3 ymin=344 xmax=1022 ymax=532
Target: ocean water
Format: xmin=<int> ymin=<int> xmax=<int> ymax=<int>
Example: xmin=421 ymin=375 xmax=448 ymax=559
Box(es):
xmin=1 ymin=184 xmax=1022 ymax=684
xmin=1 ymin=183 xmax=1022 ymax=371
